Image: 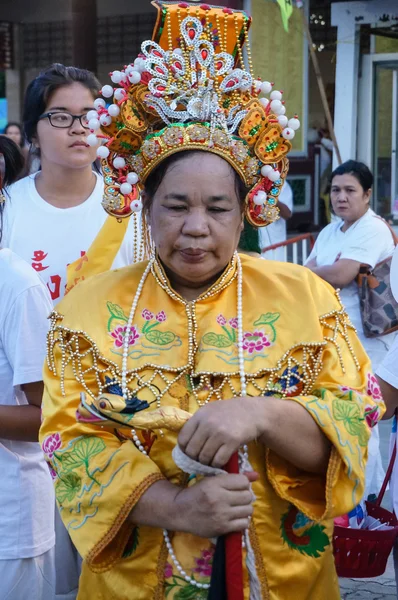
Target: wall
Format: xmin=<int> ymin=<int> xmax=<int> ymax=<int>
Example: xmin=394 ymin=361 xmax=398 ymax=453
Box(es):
xmin=250 ymin=0 xmax=306 ymax=154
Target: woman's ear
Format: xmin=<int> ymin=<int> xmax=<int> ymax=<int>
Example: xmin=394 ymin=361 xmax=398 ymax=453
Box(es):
xmin=365 ymin=187 xmax=372 ymax=205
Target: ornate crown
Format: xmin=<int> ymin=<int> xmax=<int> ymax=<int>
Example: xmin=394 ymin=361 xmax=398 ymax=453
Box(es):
xmin=87 ymin=1 xmax=300 ymax=227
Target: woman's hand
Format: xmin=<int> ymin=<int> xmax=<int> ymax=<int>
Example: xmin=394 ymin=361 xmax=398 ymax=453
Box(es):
xmin=178 ymin=398 xmax=264 ymax=468
xmin=174 ymin=472 xmax=258 ymax=537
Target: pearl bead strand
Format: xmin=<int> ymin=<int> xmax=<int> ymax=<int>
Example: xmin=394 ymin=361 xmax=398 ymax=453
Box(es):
xmin=121 ymin=259 xmax=154 ymax=401
xmin=121 ymin=253 xmax=248 ymax=589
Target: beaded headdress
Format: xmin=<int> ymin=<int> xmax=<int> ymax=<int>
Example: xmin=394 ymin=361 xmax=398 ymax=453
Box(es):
xmin=87 ymin=1 xmax=300 ymax=227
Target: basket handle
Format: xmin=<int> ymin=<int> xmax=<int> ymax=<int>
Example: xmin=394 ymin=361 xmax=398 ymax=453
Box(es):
xmin=376 ymin=409 xmax=398 ymax=507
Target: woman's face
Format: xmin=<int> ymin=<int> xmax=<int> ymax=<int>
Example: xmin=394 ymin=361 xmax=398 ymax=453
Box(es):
xmin=5 ymin=125 xmax=22 ymax=146
xmin=147 ymin=152 xmax=244 ymax=294
xmin=330 ymin=173 xmax=371 ymax=223
xmin=35 ymin=82 xmax=97 ymax=170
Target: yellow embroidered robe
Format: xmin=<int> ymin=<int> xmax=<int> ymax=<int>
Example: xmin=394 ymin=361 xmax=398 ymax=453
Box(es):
xmin=40 ymin=255 xmax=384 ymax=600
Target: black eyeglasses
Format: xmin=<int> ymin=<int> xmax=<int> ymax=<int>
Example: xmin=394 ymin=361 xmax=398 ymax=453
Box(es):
xmin=38 ymin=112 xmax=90 ymax=129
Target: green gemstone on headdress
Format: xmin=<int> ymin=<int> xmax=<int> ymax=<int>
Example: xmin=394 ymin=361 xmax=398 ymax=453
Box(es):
xmin=249 ymin=125 xmax=261 ymax=137
xmin=120 ymin=141 xmax=133 ymax=150
xmin=116 ymin=121 xmax=124 ymax=130
xmin=265 ymin=141 xmax=279 ymax=153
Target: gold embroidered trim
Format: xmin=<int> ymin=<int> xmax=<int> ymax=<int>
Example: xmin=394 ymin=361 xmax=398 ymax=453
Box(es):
xmin=47 ymin=310 xmax=359 ymax=407
xmin=154 ymin=538 xmax=170 ymax=600
xmin=86 ymin=472 xmax=165 ymax=573
xmin=249 ymin=520 xmax=270 ymax=600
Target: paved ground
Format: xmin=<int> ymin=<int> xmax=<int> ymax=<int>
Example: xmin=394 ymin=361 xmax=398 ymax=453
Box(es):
xmin=339 ymin=420 xmax=397 ymax=599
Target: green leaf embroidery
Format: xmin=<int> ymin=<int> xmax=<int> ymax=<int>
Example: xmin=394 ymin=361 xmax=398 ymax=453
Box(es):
xmin=254 ymin=312 xmax=280 ymax=326
xmin=55 ymin=473 xmax=81 ymax=504
xmin=333 ymin=399 xmax=367 ymax=447
xmin=107 ymin=301 xmax=128 ymax=321
xmin=174 ymin=585 xmax=209 ymax=599
xmin=145 ymin=330 xmax=176 ymax=345
xmin=107 ymin=301 xmax=128 ymax=330
xmin=58 ymin=451 xmax=85 ymax=472
xmin=202 ymin=332 xmax=233 ymax=348
xmin=73 ymin=437 xmax=106 ymax=464
xmin=333 ymin=399 xmax=360 ymax=422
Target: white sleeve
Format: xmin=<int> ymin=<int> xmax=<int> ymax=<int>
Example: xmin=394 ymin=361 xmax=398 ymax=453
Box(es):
xmin=112 ymin=215 xmax=142 ymax=268
xmin=305 ymin=236 xmax=319 ymax=264
xmin=2 ymin=284 xmax=53 ymax=386
xmin=339 ymin=219 xmax=393 ymax=268
xmin=376 ymin=335 xmax=398 ymax=389
xmin=279 ymin=182 xmax=293 ymax=213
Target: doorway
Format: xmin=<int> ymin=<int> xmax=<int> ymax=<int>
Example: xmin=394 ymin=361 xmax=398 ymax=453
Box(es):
xmin=373 ymin=61 xmax=398 ymax=218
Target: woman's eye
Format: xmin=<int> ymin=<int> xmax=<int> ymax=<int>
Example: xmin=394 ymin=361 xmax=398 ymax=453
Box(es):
xmin=209 ymin=207 xmax=227 ymax=212
xmin=168 ymin=205 xmax=186 ymax=211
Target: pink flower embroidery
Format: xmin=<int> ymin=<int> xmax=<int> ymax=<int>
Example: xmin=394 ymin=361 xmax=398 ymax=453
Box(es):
xmin=217 ymin=314 xmax=227 ymax=326
xmin=48 ymin=464 xmax=58 ymax=480
xmin=110 ymin=325 xmax=140 ymax=348
xmin=365 ymin=405 xmax=380 ymax=428
xmin=142 ymin=309 xmax=154 ymax=321
xmin=42 ymin=432 xmax=62 ymax=459
xmin=242 ymin=330 xmax=271 ymax=354
xmin=164 ymin=562 xmax=173 ymax=579
xmin=229 ymin=318 xmax=238 ymax=329
xmin=367 ymin=373 xmax=383 ymax=403
xmin=339 ymin=385 xmax=352 ymax=393
xmin=156 ymin=311 xmax=167 ymax=323
xmin=194 ymin=548 xmax=214 ymax=578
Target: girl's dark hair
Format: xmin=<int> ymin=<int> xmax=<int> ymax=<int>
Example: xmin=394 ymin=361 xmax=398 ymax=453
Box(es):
xmin=23 ymin=63 xmax=101 ymax=143
xmin=331 ymin=160 xmax=373 ymax=193
xmin=144 ymin=150 xmax=249 ymax=212
xmin=4 ymin=122 xmax=24 ymax=147
xmin=0 ymin=135 xmax=25 ymax=243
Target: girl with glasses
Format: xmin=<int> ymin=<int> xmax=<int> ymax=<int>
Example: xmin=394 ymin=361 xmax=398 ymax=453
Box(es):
xmin=1 ymin=63 xmax=142 ymax=305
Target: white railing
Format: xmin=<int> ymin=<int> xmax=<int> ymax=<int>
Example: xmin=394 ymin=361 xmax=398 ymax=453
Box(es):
xmin=261 ymin=233 xmax=316 ymax=265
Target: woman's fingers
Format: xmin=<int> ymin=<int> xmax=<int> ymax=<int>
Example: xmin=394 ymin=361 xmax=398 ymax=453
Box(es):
xmin=178 ymin=417 xmax=199 ymax=451
xmin=227 ymin=489 xmax=253 ymax=507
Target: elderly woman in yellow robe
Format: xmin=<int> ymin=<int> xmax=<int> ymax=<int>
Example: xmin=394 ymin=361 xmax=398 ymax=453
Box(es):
xmin=40 ymin=3 xmax=384 ymax=599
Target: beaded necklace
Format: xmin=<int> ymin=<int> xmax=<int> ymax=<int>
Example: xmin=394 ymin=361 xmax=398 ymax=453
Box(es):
xmin=121 ymin=251 xmax=247 ymax=589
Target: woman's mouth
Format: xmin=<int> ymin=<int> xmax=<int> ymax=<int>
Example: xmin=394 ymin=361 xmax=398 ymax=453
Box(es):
xmin=70 ymin=141 xmax=89 ymax=148
xmin=179 ymin=248 xmax=207 ymax=262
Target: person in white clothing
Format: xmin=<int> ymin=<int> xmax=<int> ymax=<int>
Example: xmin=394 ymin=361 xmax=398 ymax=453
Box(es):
xmin=2 ymin=63 xmax=142 ymax=600
xmin=260 ymin=181 xmax=293 ymax=261
xmin=375 ymin=247 xmax=398 ymax=593
xmin=2 ymin=63 xmax=140 ymax=304
xmin=0 ymin=135 xmax=55 ymax=599
xmin=306 ymin=159 xmax=396 ymax=501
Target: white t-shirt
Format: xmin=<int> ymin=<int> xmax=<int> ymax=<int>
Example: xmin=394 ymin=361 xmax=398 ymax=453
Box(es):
xmin=2 ymin=172 xmax=139 ymax=303
xmin=0 ymin=248 xmax=55 ymax=559
xmin=260 ymin=182 xmax=293 ymax=261
xmin=306 ymin=209 xmax=396 ymax=367
xmin=376 ymin=335 xmax=398 ymax=389
xmin=306 ymin=209 xmax=394 ymax=315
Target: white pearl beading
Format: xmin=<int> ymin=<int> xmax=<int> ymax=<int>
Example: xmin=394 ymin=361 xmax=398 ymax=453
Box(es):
xmin=121 ymin=253 xmax=249 ymax=589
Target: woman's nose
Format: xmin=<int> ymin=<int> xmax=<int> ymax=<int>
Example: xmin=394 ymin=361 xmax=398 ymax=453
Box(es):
xmin=182 ymin=212 xmax=210 ymax=236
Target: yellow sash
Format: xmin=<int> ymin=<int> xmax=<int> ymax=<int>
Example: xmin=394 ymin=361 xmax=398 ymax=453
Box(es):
xmin=65 ymin=216 xmax=129 ymax=295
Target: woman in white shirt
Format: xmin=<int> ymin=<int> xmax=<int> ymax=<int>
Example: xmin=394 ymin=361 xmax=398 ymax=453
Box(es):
xmin=306 ymin=160 xmax=396 ymax=501
xmin=0 ymin=136 xmax=56 ymax=599
xmin=2 ymin=63 xmax=140 ymax=304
